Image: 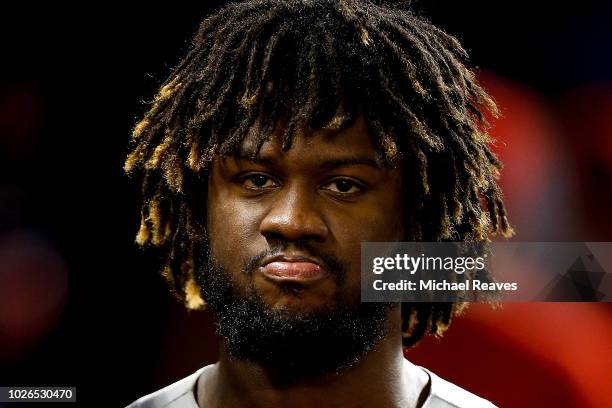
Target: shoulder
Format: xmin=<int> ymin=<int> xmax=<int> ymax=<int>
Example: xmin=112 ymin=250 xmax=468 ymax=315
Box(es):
xmin=412 ymin=362 xmax=497 ymax=408
xmin=125 ymin=365 xmax=214 ymax=408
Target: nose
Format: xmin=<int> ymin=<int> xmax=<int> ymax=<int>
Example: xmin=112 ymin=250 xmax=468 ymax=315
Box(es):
xmin=259 ymin=183 xmax=329 ymax=244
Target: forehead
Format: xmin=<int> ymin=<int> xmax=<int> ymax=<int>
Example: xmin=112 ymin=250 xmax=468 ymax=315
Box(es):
xmin=236 ymin=116 xmax=385 ymax=166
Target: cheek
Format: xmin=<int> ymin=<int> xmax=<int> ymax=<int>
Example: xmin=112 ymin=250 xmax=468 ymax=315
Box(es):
xmin=207 ymin=188 xmax=254 ymax=264
xmin=329 ymin=198 xmax=404 ymax=245
xmin=326 ymin=193 xmax=404 ymax=285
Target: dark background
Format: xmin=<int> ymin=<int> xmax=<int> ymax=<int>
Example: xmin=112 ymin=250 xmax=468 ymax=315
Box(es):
xmin=1 ymin=1 xmax=611 ymax=407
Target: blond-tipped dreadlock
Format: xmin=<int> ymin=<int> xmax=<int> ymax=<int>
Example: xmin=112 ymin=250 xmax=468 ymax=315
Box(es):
xmin=124 ymin=0 xmax=513 ymax=348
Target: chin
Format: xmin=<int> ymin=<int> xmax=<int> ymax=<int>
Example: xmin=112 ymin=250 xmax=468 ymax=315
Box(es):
xmin=253 ymin=274 xmax=344 ymax=313
xmin=265 ymin=297 xmax=338 ymax=318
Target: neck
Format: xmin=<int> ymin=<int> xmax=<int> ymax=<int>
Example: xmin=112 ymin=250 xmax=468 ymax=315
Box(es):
xmin=196 ymin=308 xmax=428 ymax=408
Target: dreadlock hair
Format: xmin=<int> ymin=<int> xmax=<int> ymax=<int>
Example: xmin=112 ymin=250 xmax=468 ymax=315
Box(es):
xmin=124 ymin=0 xmax=514 ymax=348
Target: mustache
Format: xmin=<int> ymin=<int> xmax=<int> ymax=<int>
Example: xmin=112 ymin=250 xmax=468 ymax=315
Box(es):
xmin=242 ymin=241 xmax=348 ymax=282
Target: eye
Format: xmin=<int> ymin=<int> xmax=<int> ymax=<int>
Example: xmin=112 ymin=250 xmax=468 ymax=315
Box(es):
xmin=321 ymin=178 xmax=363 ymax=194
xmin=240 ymin=173 xmax=278 ymax=190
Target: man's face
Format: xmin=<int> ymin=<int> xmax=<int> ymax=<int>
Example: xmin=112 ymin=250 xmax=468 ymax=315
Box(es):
xmin=207 ymin=116 xmax=404 ymax=312
xmin=201 ymin=116 xmax=405 ymax=375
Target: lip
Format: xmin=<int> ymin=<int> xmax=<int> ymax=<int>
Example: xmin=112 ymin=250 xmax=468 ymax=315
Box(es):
xmin=260 ymin=254 xmax=329 ymax=283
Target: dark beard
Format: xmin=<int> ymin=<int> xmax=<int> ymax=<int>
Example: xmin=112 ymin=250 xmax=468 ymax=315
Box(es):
xmin=195 ymin=242 xmax=394 ymax=381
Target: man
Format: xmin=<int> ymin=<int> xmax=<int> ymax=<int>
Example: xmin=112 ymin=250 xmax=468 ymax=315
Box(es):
xmin=124 ymin=0 xmax=513 ymax=406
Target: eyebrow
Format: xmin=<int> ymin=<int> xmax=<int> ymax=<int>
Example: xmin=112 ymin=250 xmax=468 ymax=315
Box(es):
xmin=235 ymin=152 xmax=384 ymax=170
